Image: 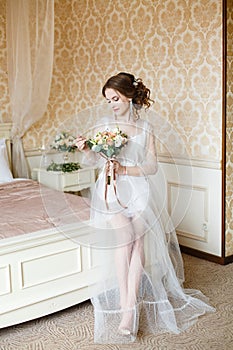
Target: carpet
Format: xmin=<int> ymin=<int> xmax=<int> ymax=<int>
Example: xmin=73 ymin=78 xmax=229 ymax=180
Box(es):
xmin=0 ymin=254 xmax=232 ymax=350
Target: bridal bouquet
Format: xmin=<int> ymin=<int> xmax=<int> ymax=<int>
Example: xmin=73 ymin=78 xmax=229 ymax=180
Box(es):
xmin=86 ymin=127 xmax=128 ymax=209
xmin=86 ymin=126 xmax=128 ymax=158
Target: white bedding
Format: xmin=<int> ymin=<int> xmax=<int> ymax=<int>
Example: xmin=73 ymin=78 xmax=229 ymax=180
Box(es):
xmin=0 ymin=138 xmax=13 ymax=183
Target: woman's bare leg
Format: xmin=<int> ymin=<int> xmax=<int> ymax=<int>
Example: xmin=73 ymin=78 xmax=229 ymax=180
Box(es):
xmin=126 ymin=236 xmax=145 ymax=308
xmin=118 ymin=217 xmax=145 ymax=332
xmin=126 ymin=217 xmax=145 ymax=307
xmin=111 ymin=213 xmax=134 ymax=309
xmin=115 ymin=243 xmax=133 ymax=309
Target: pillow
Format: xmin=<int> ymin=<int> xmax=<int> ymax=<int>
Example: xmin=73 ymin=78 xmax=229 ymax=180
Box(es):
xmin=0 ymin=138 xmax=13 ymax=183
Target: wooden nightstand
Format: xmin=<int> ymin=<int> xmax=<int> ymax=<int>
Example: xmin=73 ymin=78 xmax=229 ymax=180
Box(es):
xmin=32 ymin=166 xmax=96 ymax=192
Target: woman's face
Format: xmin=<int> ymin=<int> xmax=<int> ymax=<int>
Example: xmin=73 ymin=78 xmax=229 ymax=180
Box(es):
xmin=105 ymin=88 xmax=130 ymax=118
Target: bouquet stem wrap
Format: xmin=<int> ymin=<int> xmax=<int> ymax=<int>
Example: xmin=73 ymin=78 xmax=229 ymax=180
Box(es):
xmin=103 ymin=154 xmax=127 ymax=210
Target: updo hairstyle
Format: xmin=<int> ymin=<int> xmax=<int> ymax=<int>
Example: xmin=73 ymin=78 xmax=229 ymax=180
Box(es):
xmin=102 ymin=72 xmax=154 ymax=110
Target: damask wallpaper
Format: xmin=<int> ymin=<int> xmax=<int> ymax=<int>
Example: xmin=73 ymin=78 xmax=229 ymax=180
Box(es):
xmin=0 ymin=0 xmax=232 ymax=256
xmin=0 ymin=0 xmax=223 ymax=160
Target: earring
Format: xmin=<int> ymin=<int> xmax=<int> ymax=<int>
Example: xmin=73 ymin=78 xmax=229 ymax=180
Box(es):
xmin=129 ymin=100 xmax=133 ymax=121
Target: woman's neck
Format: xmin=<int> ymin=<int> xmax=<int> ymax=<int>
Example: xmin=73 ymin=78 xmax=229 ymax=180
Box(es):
xmin=114 ymin=113 xmax=131 ymax=123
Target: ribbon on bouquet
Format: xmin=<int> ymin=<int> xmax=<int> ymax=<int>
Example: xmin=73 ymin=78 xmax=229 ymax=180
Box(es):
xmin=101 ymin=154 xmax=127 ymax=210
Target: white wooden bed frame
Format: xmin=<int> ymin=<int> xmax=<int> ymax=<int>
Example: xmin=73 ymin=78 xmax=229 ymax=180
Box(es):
xmin=0 ymin=123 xmax=107 ymax=328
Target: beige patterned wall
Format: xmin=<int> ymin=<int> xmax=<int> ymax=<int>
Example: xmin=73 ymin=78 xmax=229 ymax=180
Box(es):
xmin=0 ymin=0 xmax=223 ymax=162
xmin=22 ymin=0 xmax=222 ymax=165
xmin=225 ymin=0 xmax=233 ymax=256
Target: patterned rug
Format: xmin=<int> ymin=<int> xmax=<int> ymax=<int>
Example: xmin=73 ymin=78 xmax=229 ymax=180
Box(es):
xmin=0 ymin=254 xmax=232 ymax=350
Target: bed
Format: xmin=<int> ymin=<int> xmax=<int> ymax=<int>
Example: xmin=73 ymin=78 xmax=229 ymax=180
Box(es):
xmin=0 ymin=123 xmax=109 ymax=328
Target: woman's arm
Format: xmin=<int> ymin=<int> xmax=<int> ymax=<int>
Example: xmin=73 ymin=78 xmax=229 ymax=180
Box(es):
xmin=115 ymin=127 xmax=158 ymax=177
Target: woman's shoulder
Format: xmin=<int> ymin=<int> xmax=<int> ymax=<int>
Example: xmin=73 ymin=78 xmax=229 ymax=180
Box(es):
xmin=137 ymin=118 xmax=154 ymax=133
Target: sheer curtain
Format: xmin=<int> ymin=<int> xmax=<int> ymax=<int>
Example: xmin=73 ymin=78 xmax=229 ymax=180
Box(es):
xmin=6 ymin=0 xmax=54 ymax=178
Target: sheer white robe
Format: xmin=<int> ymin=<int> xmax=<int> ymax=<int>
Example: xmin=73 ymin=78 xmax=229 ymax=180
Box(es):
xmin=83 ymin=117 xmax=215 ymax=344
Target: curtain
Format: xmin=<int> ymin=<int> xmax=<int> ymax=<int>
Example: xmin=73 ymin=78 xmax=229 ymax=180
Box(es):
xmin=6 ymin=0 xmax=54 ymax=178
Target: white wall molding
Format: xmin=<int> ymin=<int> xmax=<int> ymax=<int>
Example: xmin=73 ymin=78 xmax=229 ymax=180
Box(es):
xmin=24 ymin=148 xmax=221 ymax=171
xmin=158 ymin=154 xmax=221 ymax=170
xmin=167 ymin=182 xmax=209 ymax=242
xmin=157 ymin=162 xmax=222 ymax=256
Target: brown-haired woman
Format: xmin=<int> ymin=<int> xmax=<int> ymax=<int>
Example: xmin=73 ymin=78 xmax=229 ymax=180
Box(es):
xmin=76 ymin=72 xmax=214 ymax=344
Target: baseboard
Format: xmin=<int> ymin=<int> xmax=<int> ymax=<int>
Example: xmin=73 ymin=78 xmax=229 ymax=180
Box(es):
xmin=180 ymin=245 xmax=233 ymax=265
xmin=222 ymin=254 xmax=233 ymax=265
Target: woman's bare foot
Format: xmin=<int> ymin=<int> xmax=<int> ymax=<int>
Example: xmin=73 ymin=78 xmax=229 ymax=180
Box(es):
xmin=118 ymin=308 xmax=134 ymax=335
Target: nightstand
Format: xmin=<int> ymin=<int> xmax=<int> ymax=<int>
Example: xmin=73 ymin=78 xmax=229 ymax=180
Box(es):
xmin=32 ymin=166 xmax=96 ymax=192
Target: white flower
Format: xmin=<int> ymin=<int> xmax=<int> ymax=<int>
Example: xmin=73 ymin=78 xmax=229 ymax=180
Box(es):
xmin=115 ymin=135 xmax=123 ymax=147
xmin=51 ymin=132 xmax=77 ymax=152
xmin=92 ymin=145 xmax=99 ymax=152
xmin=112 ymin=127 xmax=119 ymax=134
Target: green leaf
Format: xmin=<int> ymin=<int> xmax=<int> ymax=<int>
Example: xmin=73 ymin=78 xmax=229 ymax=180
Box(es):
xmin=46 ymin=161 xmax=81 ymax=173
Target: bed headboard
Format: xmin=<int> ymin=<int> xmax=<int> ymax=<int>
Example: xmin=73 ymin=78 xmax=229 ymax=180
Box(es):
xmin=0 ymin=123 xmax=12 ymax=168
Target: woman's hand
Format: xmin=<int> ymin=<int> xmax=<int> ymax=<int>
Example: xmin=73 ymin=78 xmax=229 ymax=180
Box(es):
xmin=75 ymin=136 xmax=88 ymax=151
xmin=112 ymin=160 xmax=126 ymax=175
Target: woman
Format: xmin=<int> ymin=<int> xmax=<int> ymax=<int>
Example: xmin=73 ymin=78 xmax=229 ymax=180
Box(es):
xmin=76 ymin=72 xmax=215 ymax=344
